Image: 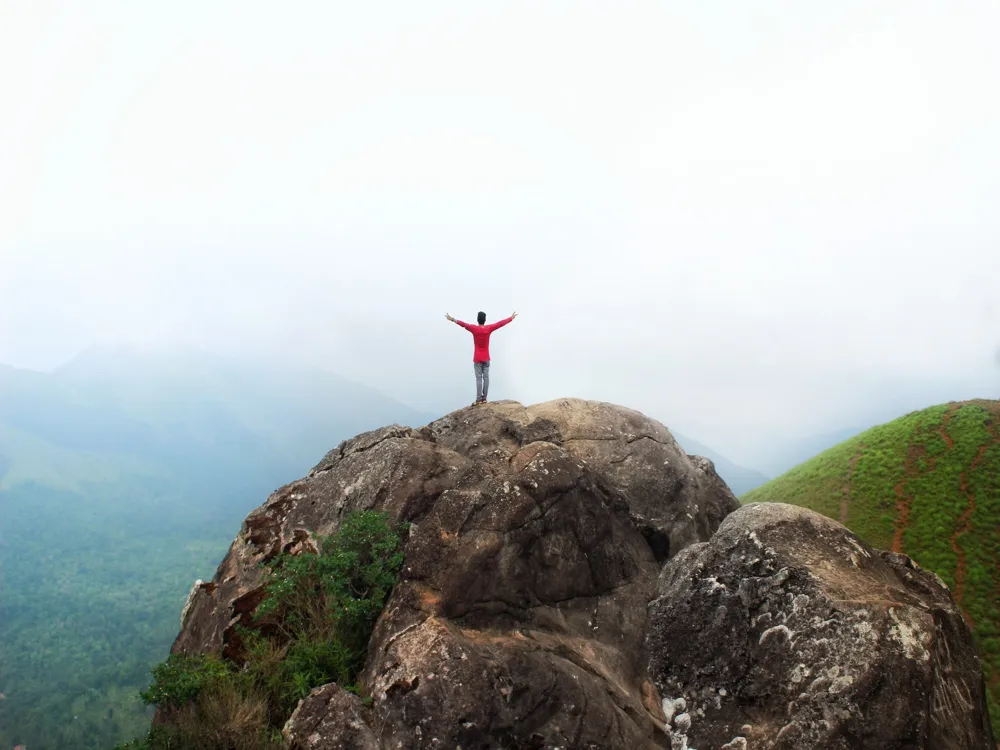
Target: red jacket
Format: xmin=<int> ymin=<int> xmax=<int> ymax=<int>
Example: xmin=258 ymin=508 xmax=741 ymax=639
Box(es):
xmin=456 ymin=317 xmax=513 ymax=362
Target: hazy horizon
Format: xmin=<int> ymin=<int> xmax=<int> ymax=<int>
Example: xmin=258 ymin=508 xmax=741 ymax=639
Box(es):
xmin=3 ymin=1 xmax=999 ymax=471
xmin=2 ymin=341 xmax=991 ymax=477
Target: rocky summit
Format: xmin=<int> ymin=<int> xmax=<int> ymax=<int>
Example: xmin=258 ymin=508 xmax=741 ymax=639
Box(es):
xmin=168 ymin=398 xmax=996 ymax=749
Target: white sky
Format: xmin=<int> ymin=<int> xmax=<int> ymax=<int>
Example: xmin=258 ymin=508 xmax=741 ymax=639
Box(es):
xmin=2 ymin=1 xmax=999 ymax=468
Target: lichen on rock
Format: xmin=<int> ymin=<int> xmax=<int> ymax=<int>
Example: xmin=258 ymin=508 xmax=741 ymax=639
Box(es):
xmin=645 ymin=502 xmax=996 ymax=749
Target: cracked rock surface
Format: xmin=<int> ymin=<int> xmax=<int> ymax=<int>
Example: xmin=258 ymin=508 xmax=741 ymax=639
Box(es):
xmin=165 ymin=399 xmax=993 ymax=749
xmin=283 ymin=683 xmax=378 ymax=750
xmin=170 ymin=398 xmax=737 ymax=748
xmin=646 ymin=502 xmax=996 ymax=750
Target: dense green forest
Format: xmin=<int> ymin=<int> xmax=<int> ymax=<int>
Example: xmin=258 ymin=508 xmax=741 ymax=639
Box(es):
xmin=0 ymin=347 xmax=431 ymax=750
xmin=0 ymin=482 xmax=233 ymax=748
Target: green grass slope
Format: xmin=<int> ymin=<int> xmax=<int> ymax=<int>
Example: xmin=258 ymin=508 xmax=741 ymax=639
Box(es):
xmin=742 ymin=400 xmax=1000 ymax=732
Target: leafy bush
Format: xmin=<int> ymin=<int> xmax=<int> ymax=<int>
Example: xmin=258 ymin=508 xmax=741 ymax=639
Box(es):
xmin=115 ymin=679 xmax=282 ymax=750
xmin=255 ymin=508 xmax=406 ymax=671
xmin=120 ymin=510 xmax=406 ymax=749
xmin=244 ymin=508 xmax=407 ymax=720
xmin=138 ymin=653 xmax=231 ymax=710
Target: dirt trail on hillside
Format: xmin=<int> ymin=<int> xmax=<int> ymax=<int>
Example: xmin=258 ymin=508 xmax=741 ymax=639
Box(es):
xmin=953 ymin=456 xmax=982 ymax=618
xmin=952 ymin=405 xmax=1000 ymax=626
xmin=840 ymin=445 xmax=864 ymax=525
xmin=938 ymin=407 xmax=956 ymax=450
xmin=892 ymin=440 xmax=925 ymax=554
xmin=890 ymin=409 xmax=959 ymax=554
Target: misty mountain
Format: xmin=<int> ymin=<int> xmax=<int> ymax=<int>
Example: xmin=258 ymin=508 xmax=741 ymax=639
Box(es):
xmin=737 ymin=387 xmax=996 ymax=478
xmin=671 ymin=431 xmax=770 ymax=496
xmin=0 ymin=346 xmax=434 ymax=750
xmin=0 ymin=345 xmax=434 ymax=493
xmin=748 ymin=426 xmax=866 ymax=478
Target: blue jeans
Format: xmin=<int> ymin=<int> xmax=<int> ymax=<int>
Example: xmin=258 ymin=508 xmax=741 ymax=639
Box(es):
xmin=474 ymin=361 xmax=490 ymax=401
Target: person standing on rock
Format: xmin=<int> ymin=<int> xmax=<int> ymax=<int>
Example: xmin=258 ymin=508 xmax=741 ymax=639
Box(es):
xmin=445 ymin=311 xmax=517 ymax=405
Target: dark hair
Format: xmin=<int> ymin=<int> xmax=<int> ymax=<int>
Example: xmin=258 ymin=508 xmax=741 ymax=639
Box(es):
xmin=477 ymin=311 xmax=486 ymax=325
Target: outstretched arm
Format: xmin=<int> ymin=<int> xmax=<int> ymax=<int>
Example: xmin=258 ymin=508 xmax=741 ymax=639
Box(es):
xmin=487 ymin=312 xmax=517 ymax=332
xmin=445 ymin=313 xmax=472 ymax=330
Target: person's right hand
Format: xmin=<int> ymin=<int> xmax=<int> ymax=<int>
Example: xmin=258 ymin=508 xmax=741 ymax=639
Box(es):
xmin=445 ymin=313 xmax=455 ymax=322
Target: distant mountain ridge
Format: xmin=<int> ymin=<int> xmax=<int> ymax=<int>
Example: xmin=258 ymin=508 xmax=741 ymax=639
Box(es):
xmin=0 ymin=346 xmax=435 ymax=492
xmin=671 ymin=430 xmax=770 ymax=495
xmin=0 ymin=346 xmax=435 ymax=750
xmin=748 ymin=425 xmax=866 ymax=477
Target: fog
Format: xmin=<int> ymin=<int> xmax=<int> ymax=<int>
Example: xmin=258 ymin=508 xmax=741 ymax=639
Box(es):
xmin=2 ymin=1 xmax=998 ymax=469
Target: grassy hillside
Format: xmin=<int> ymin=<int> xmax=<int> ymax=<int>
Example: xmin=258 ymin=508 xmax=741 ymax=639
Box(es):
xmin=743 ymin=400 xmax=1000 ymax=732
xmin=0 ymin=348 xmax=433 ymax=750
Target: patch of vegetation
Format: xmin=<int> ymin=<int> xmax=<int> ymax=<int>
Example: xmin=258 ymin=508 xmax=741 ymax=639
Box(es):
xmin=116 ymin=510 xmax=406 ymax=750
xmin=0 ymin=481 xmax=235 ymax=750
xmin=113 ymin=679 xmax=282 ymax=750
xmin=138 ymin=654 xmax=232 ymax=711
xmin=742 ymin=400 xmax=1000 ymax=734
xmin=0 ymin=352 xmax=428 ymax=750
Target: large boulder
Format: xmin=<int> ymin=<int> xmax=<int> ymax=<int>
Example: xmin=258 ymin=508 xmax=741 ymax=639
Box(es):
xmin=172 ymin=399 xmax=738 ymax=747
xmin=168 ymin=400 xmax=995 ymax=748
xmin=646 ymin=502 xmax=996 ymax=750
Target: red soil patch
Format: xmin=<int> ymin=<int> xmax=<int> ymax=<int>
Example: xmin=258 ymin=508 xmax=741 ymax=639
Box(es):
xmin=952 ymin=449 xmax=985 ymax=617
xmin=840 ymin=445 xmax=864 ymax=525
xmin=938 ymin=406 xmax=957 ymax=450
xmin=953 ymin=469 xmax=977 ymax=621
xmin=892 ymin=441 xmax=926 ymax=554
xmin=950 ymin=405 xmax=1000 ymax=626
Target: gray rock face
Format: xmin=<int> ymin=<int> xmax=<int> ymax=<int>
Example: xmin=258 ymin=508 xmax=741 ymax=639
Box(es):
xmin=165 ymin=400 xmax=995 ymax=749
xmin=283 ymin=683 xmax=378 ymax=750
xmin=170 ymin=398 xmax=738 ymax=747
xmin=646 ymin=502 xmax=996 ymax=750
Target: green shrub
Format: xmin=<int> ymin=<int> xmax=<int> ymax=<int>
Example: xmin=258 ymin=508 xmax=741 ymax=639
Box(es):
xmin=243 ymin=509 xmax=406 ymax=719
xmin=256 ymin=509 xmax=406 ymax=659
xmin=121 ymin=510 xmax=406 ymax=749
xmin=138 ymin=653 xmax=231 ymax=710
